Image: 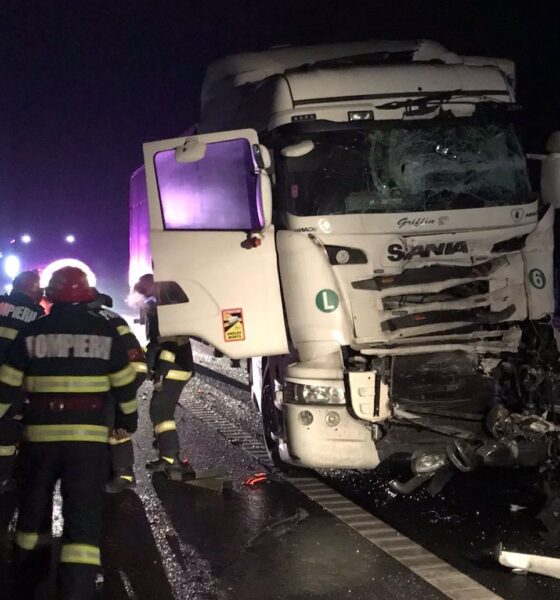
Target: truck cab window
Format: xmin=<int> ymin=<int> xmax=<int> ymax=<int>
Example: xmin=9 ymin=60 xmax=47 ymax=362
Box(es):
xmin=154 ymin=138 xmax=262 ymax=230
xmin=279 ymin=121 xmax=531 ymax=216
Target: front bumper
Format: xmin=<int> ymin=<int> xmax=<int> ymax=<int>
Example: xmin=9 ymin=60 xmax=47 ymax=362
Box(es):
xmin=282 ymin=403 xmax=379 ymax=469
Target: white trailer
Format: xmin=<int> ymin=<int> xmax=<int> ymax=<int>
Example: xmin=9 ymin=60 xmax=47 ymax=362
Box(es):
xmin=135 ymin=39 xmax=560 ymax=491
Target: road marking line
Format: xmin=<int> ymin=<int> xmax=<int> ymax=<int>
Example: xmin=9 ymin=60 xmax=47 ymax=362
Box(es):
xmin=181 ymin=393 xmax=503 ymax=600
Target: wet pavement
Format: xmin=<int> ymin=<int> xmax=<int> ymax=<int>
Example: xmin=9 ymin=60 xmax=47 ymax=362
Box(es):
xmin=1 ymin=344 xmax=560 ymax=598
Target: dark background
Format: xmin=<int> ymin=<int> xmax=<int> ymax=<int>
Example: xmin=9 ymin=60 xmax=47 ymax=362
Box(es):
xmin=2 ymin=0 xmax=560 ymax=309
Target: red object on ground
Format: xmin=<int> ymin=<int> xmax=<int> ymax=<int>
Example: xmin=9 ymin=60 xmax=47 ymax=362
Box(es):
xmin=243 ymin=472 xmax=267 ymax=486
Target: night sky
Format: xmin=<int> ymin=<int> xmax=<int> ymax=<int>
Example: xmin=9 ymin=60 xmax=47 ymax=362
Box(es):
xmin=3 ymin=0 xmax=560 ymax=308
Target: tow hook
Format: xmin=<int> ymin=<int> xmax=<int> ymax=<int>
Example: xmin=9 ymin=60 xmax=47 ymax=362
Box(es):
xmin=389 ymin=472 xmax=434 ymax=494
xmin=446 ymin=440 xmax=479 ymax=472
xmin=389 ymin=450 xmax=449 ymax=494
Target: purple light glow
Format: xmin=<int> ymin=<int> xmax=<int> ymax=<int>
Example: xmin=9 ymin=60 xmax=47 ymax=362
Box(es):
xmin=129 ymin=166 xmax=153 ymax=288
xmin=154 ymin=138 xmax=262 ymax=231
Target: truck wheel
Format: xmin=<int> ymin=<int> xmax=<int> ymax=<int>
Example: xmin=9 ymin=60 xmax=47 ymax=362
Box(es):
xmin=261 ymin=381 xmax=309 ymax=476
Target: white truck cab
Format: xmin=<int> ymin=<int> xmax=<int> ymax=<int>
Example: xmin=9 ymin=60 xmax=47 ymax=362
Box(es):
xmin=133 ymin=40 xmax=560 ymax=492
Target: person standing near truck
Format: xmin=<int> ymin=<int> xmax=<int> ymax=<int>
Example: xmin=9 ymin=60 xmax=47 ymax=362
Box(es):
xmin=87 ymin=289 xmax=147 ymax=493
xmin=0 ymin=271 xmax=45 ymax=494
xmin=0 ymin=267 xmax=138 ymax=599
xmin=133 ymin=274 xmax=194 ymax=479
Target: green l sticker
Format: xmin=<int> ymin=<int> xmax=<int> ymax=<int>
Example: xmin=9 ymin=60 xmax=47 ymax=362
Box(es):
xmin=316 ymin=289 xmax=339 ymax=313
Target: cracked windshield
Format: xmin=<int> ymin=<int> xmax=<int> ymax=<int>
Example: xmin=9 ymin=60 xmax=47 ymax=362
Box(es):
xmin=282 ymin=122 xmax=532 ymax=216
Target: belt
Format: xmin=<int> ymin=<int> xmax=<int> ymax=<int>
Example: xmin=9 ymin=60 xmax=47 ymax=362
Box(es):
xmin=30 ymin=395 xmax=105 ymax=412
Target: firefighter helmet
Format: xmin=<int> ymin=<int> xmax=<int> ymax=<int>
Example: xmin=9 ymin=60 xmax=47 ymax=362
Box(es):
xmin=12 ymin=270 xmax=43 ymax=303
xmin=46 ymin=267 xmax=95 ymax=303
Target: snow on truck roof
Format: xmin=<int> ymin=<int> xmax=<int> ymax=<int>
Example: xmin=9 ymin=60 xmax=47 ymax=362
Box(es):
xmin=202 ymin=39 xmax=514 ymax=107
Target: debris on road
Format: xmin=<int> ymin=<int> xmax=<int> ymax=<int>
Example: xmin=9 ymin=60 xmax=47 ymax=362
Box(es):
xmin=243 ymin=472 xmax=268 ymax=487
xmin=497 ymin=543 xmax=560 ymax=579
xmin=245 ymin=508 xmax=309 ymax=548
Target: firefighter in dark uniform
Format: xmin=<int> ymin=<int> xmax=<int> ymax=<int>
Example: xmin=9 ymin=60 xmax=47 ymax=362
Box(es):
xmin=0 ymin=267 xmax=138 ymax=600
xmin=134 ymin=274 xmax=194 ymax=478
xmin=88 ymin=289 xmax=147 ymax=492
xmin=0 ymin=271 xmax=44 ymax=494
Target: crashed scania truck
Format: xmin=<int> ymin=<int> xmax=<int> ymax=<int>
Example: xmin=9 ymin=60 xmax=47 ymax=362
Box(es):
xmin=132 ymin=40 xmax=560 ymax=492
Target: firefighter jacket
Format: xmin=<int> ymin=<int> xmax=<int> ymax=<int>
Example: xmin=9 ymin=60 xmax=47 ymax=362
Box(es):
xmin=0 ymin=292 xmax=44 ymax=364
xmin=0 ymin=303 xmax=138 ymax=443
xmin=90 ymin=307 xmax=148 ymax=388
xmin=144 ymin=302 xmax=193 ymax=383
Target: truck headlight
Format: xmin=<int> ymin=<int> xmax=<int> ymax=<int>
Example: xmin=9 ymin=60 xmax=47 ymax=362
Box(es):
xmin=287 ymin=383 xmax=345 ymax=405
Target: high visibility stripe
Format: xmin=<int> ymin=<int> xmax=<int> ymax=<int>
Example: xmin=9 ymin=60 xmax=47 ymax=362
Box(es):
xmin=166 ymin=369 xmax=191 ymax=382
xmin=131 ymin=361 xmax=148 ymax=373
xmin=117 ymin=325 xmax=132 ymax=336
xmin=0 ymin=403 xmax=11 ymax=418
xmin=109 ymin=365 xmax=136 ymax=387
xmin=0 ymin=326 xmax=18 ymax=340
xmin=108 ymin=436 xmax=131 ymax=445
xmin=155 ymin=420 xmax=176 ymax=435
xmin=23 ymin=424 xmax=109 ymax=443
xmin=159 ymin=350 xmax=176 ymax=363
xmin=0 ymin=445 xmax=16 ymax=456
xmin=16 ymin=531 xmax=52 ymax=550
xmin=25 ymin=376 xmax=110 ymax=393
xmin=0 ymin=364 xmax=24 ymax=387
xmin=118 ymin=398 xmax=138 ymax=415
xmin=60 ymin=543 xmax=101 ymax=566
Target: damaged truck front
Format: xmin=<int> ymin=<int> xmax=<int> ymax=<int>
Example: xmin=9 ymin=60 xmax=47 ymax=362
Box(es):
xmin=136 ymin=39 xmax=560 ymax=493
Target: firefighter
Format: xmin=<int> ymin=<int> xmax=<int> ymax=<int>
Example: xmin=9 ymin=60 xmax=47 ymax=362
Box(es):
xmin=87 ymin=289 xmax=147 ymax=492
xmin=0 ymin=271 xmax=44 ymax=494
xmin=0 ymin=267 xmax=138 ymax=600
xmin=133 ymin=274 xmax=194 ymax=478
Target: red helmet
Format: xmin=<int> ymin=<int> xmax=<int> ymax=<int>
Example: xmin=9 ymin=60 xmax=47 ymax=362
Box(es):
xmin=12 ymin=271 xmax=43 ymax=303
xmin=46 ymin=267 xmax=95 ymax=303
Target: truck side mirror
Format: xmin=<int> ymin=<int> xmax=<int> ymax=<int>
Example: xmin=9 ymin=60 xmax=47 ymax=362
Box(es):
xmin=542 ymin=131 xmax=560 ymax=207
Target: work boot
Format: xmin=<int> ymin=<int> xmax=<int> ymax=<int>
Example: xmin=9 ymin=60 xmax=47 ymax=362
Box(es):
xmin=105 ymin=474 xmax=136 ymax=494
xmin=146 ymin=457 xmax=195 ymax=481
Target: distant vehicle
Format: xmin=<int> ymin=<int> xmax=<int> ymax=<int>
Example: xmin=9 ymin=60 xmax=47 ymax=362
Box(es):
xmin=131 ymin=40 xmax=560 ymax=492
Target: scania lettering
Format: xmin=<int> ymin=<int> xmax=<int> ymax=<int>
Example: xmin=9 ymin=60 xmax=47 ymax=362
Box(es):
xmin=132 ymin=40 xmax=560 ymax=493
xmin=387 ymin=241 xmax=468 ymax=261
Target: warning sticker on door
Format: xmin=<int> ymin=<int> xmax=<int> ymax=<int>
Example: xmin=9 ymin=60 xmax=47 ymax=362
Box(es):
xmin=222 ymin=308 xmax=245 ymax=342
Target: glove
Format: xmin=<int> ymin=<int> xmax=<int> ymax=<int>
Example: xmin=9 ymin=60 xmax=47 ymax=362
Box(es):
xmin=115 ymin=411 xmax=138 ymax=434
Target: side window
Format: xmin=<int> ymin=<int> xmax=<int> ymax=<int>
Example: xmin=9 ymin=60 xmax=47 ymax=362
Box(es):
xmin=154 ymin=138 xmax=263 ymax=231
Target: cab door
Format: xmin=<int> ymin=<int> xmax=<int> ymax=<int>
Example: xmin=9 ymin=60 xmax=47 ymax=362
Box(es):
xmin=143 ymin=129 xmax=288 ymax=359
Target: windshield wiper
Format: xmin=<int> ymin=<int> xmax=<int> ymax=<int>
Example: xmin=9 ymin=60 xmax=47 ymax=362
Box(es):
xmin=376 ymin=90 xmax=465 ymax=110
xmin=377 ymin=90 xmax=513 ymax=113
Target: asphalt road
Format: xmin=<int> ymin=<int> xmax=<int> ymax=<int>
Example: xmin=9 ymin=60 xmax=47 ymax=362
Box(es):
xmin=1 ymin=345 xmax=560 ymax=599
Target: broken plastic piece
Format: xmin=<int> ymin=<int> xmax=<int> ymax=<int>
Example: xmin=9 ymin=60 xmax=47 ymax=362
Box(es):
xmin=497 ymin=543 xmax=560 ymax=579
xmin=245 ymin=508 xmax=309 ymax=548
xmin=243 ymin=472 xmax=268 ymax=486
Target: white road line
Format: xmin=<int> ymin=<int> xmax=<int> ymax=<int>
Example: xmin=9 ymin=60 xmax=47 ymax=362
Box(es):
xmin=181 ymin=393 xmax=503 ymax=600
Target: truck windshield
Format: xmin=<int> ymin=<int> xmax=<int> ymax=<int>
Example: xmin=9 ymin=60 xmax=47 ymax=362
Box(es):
xmin=279 ymin=122 xmax=531 ymax=216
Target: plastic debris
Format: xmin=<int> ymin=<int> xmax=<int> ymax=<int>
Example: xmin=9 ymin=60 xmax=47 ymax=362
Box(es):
xmin=497 ymin=543 xmax=560 ymax=579
xmin=245 ymin=508 xmax=309 ymax=548
xmin=243 ymin=472 xmax=268 ymax=487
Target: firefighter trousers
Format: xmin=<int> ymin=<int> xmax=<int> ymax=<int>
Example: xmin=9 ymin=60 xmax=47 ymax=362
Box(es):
xmin=0 ymin=396 xmax=23 ymax=484
xmin=13 ymin=441 xmax=107 ymax=600
xmin=106 ymin=401 xmax=134 ymax=478
xmin=149 ymin=374 xmax=191 ymax=459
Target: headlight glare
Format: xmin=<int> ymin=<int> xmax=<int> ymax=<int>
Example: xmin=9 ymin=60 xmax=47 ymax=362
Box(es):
xmin=290 ymin=383 xmax=345 ymax=405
